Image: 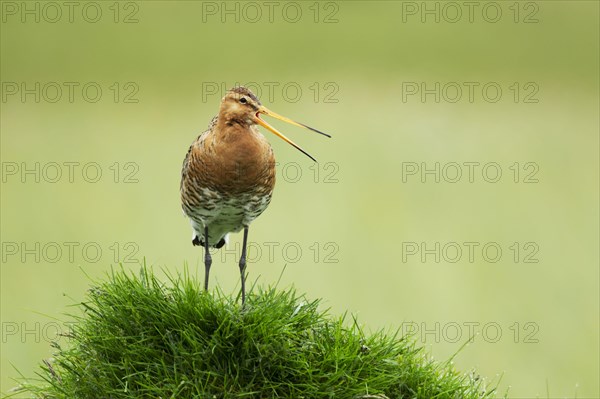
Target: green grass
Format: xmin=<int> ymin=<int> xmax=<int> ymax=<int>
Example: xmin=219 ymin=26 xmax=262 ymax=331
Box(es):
xmin=9 ymin=266 xmax=499 ymax=398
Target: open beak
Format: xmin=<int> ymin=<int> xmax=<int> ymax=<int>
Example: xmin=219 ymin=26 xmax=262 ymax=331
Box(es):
xmin=255 ymin=105 xmax=331 ymax=162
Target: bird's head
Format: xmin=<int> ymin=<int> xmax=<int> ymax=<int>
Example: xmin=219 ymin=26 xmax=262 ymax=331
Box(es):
xmin=219 ymin=86 xmax=331 ymax=162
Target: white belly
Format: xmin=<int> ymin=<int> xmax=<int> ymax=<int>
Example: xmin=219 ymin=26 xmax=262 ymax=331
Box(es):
xmin=186 ymin=192 xmax=272 ymax=247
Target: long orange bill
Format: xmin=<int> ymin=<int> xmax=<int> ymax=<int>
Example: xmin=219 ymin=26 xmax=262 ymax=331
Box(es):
xmin=255 ymin=105 xmax=331 ymax=162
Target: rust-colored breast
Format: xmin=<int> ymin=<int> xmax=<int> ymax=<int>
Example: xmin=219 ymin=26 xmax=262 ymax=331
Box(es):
xmin=180 ymin=119 xmax=276 ymax=229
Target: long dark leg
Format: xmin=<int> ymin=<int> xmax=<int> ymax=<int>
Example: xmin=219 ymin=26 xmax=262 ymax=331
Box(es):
xmin=239 ymin=226 xmax=249 ymax=305
xmin=204 ymin=226 xmax=212 ymax=291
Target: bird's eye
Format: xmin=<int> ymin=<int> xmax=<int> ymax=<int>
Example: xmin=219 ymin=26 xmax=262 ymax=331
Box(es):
xmin=240 ymin=97 xmax=247 ymax=104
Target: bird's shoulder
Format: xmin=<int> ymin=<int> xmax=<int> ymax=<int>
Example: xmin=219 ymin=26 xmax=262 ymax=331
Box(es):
xmin=195 ymin=115 xmax=218 ymax=146
xmin=183 ymin=116 xmax=218 ymax=162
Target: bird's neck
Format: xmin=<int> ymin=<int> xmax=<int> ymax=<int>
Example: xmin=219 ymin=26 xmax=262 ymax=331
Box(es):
xmin=215 ymin=117 xmax=256 ymax=142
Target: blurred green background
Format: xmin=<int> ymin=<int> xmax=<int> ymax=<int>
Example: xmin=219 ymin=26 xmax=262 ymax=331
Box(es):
xmin=1 ymin=1 xmax=598 ymax=397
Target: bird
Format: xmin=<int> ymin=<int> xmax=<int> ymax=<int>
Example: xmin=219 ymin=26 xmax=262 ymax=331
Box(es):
xmin=180 ymin=86 xmax=330 ymax=305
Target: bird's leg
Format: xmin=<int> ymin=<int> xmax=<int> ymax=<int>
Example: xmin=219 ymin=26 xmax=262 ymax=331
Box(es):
xmin=239 ymin=226 xmax=249 ymax=305
xmin=203 ymin=226 xmax=212 ymax=291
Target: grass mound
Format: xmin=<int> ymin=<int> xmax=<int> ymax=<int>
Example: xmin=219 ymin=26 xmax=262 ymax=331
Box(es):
xmin=12 ymin=266 xmax=497 ymax=398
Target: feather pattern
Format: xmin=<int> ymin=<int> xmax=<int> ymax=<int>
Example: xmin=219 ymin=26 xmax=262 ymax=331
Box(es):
xmin=181 ymin=100 xmax=276 ymax=247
